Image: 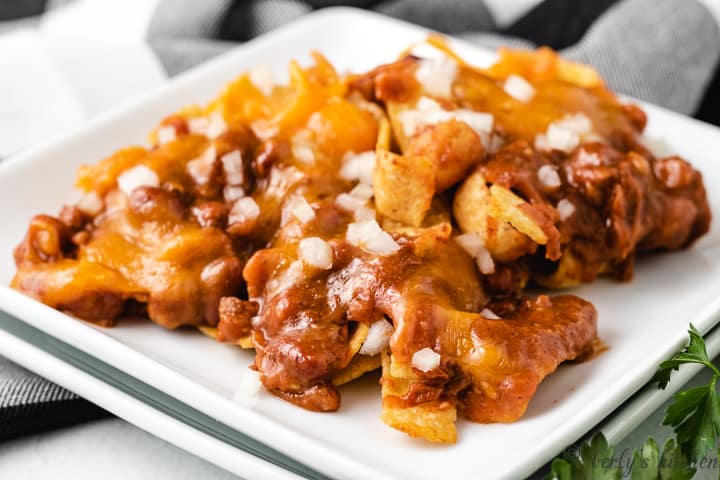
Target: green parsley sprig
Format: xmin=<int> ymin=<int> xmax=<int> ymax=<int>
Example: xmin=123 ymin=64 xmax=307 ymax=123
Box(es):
xmin=654 ymin=324 xmax=720 ymax=462
xmin=548 ymin=435 xmax=694 ymax=480
xmin=548 ymin=324 xmax=720 ymax=479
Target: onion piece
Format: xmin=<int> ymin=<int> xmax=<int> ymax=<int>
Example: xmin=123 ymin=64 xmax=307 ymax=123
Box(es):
xmin=454 ymin=232 xmax=483 ymax=257
xmin=229 ymin=197 xmax=260 ymax=225
xmin=577 ymin=149 xmax=602 ymax=167
xmin=223 ymin=186 xmax=245 ymax=202
xmin=536 ymin=113 xmax=593 ymax=153
xmin=349 ymin=183 xmax=374 ymax=202
xmin=292 ymin=144 xmax=315 ymax=164
xmin=359 ymin=319 xmax=394 ymax=356
xmin=336 ymin=193 xmax=366 ymax=212
xmin=547 ymin=123 xmax=580 ymax=153
xmin=475 ymin=246 xmax=495 ymax=275
xmin=454 ymin=110 xmax=494 ymax=137
xmin=557 ymin=113 xmax=592 ymax=134
xmin=298 ymin=237 xmax=334 ymax=269
xmin=415 ymin=57 xmax=458 ymax=98
xmin=353 ymin=206 xmax=376 ymax=221
xmin=232 ymin=368 xmax=262 ymax=408
xmin=416 ymin=96 xmax=443 ymax=112
xmin=398 ymin=96 xmax=493 ymax=141
xmin=537 ymin=164 xmax=562 ymax=189
xmin=411 ymin=347 xmax=441 ymax=372
xmin=187 ymin=145 xmax=217 ymax=185
xmin=206 ymin=112 xmax=227 ymax=139
xmin=221 ymin=150 xmax=244 ymax=185
xmin=454 ymin=233 xmax=495 ymax=275
xmin=480 ymin=308 xmax=501 ymax=320
xmin=156 ymin=126 xmax=176 ymax=145
xmin=290 ymin=196 xmax=316 ymax=223
xmin=76 ymin=192 xmax=104 ymax=216
xmin=117 ymin=165 xmax=159 ymax=196
xmin=503 ymin=75 xmax=535 ymax=103
xmin=340 ymin=151 xmax=375 ymax=185
xmin=346 ymin=220 xmax=400 ymax=255
xmin=556 ymin=198 xmax=576 ymax=221
xmin=188 ymin=117 xmax=209 ymax=135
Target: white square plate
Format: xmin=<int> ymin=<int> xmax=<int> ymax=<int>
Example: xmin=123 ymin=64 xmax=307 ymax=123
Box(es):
xmin=1 ymin=8 xmax=719 ymax=480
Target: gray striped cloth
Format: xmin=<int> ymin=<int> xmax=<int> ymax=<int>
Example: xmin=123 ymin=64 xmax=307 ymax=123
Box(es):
xmin=1 ymin=0 xmax=719 ymax=458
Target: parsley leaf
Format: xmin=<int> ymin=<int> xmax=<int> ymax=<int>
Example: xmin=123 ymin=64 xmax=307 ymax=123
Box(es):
xmin=651 ymin=324 xmax=720 ymax=460
xmin=548 ymin=324 xmax=717 ymax=479
xmin=549 ymin=435 xmax=695 ymax=480
xmin=630 ymin=437 xmax=659 ymax=480
xmin=548 ymin=457 xmax=573 ymax=480
xmin=629 ymin=437 xmax=694 ymax=480
xmin=653 ymin=324 xmax=719 ymax=389
xmin=662 ymin=382 xmax=720 ymax=461
xmin=657 ymin=438 xmax=695 ymax=480
xmin=547 ymin=433 xmax=621 ymax=480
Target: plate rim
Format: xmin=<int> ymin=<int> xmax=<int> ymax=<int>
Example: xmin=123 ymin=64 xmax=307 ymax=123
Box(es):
xmin=0 ymin=310 xmax=304 ymax=480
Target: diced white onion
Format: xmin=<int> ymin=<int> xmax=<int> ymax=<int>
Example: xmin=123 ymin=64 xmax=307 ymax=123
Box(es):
xmin=537 ymin=164 xmax=562 ymax=189
xmin=416 ymin=96 xmax=443 ymax=112
xmin=536 ymin=113 xmax=593 ymax=153
xmin=454 ymin=233 xmax=494 ymax=274
xmin=534 ymin=133 xmax=550 ymax=151
xmin=475 ymin=246 xmax=495 ymax=275
xmin=656 ymin=158 xmax=685 ymax=188
xmin=411 ymin=347 xmax=441 ymax=372
xmin=487 ymin=134 xmax=505 ymax=154
xmin=353 ymin=206 xmax=376 ymax=221
xmin=221 ymin=150 xmax=244 ymax=185
xmin=454 ymin=110 xmax=495 ymax=137
xmin=454 ymin=232 xmax=483 ymax=257
xmin=577 ymin=149 xmax=602 ymax=167
xmin=249 ymin=65 xmax=274 ymax=96
xmin=556 ymin=198 xmax=576 ymax=221
xmin=188 ymin=117 xmax=209 ymax=135
xmin=346 ymin=220 xmax=400 ymax=255
xmin=290 ymin=196 xmax=315 ymax=223
xmin=415 ymin=57 xmax=458 ymax=98
xmin=336 ymin=193 xmax=366 ymax=212
xmin=359 ymin=319 xmax=394 ymax=356
xmin=156 ymin=126 xmax=176 ymax=145
xmin=232 ymin=368 xmax=262 ymax=408
xmin=298 ymin=237 xmax=334 ymax=269
xmin=266 ymin=260 xmax=305 ymax=296
xmin=340 ymin=151 xmax=376 ymax=185
xmin=398 ymin=96 xmax=493 ymax=141
xmin=292 ymin=143 xmax=315 ymax=164
xmin=229 ymin=197 xmax=260 ymax=225
xmin=349 ymin=183 xmax=374 ymax=202
xmin=395 ymin=108 xmax=430 ymax=137
xmin=76 ymin=192 xmax=104 ymax=216
xmin=480 ymin=308 xmax=501 ymax=320
xmin=547 ymin=123 xmax=580 ymax=153
xmin=117 ymin=165 xmax=159 ymax=196
xmin=187 ymin=145 xmax=217 ymax=185
xmin=503 ymin=75 xmax=535 ymax=103
xmin=206 ymin=112 xmax=227 ymax=139
xmin=556 ymin=113 xmax=592 ymax=134
xmin=223 ymin=186 xmax=246 ymax=202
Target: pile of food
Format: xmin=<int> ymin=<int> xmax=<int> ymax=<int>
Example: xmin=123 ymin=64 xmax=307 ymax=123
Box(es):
xmin=12 ymin=38 xmax=710 ymax=443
